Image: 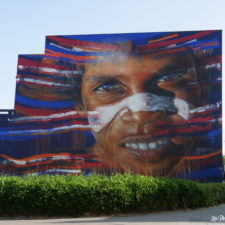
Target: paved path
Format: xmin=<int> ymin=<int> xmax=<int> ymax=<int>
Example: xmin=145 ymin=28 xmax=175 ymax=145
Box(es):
xmin=0 ymin=204 xmax=225 ymax=225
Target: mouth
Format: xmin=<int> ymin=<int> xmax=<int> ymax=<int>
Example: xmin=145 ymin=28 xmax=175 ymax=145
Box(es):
xmin=124 ymin=138 xmax=168 ymax=150
xmin=120 ymin=137 xmax=169 ymax=159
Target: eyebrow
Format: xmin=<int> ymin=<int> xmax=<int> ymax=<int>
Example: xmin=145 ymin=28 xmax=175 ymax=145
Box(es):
xmin=85 ymin=75 xmax=120 ymax=83
xmin=156 ymin=59 xmax=192 ymax=76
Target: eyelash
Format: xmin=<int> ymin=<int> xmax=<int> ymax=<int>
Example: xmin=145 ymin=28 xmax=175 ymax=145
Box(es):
xmin=158 ymin=72 xmax=185 ymax=83
xmin=93 ymin=81 xmax=123 ymax=92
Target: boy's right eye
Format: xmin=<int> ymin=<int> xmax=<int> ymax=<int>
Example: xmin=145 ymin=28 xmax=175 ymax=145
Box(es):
xmin=94 ymin=81 xmax=123 ymax=93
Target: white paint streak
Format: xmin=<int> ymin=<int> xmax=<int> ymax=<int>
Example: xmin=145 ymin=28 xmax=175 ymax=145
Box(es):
xmin=190 ymin=101 xmax=222 ymax=113
xmin=174 ymin=98 xmax=189 ymax=120
xmin=9 ymin=124 xmax=91 ymax=136
xmin=18 ymin=64 xmax=82 ymax=75
xmin=88 ymin=92 xmax=190 ymax=132
xmin=30 ymin=169 xmax=81 ymax=175
xmin=18 ymin=78 xmax=73 ymax=87
xmin=10 ymin=111 xmax=98 ymax=122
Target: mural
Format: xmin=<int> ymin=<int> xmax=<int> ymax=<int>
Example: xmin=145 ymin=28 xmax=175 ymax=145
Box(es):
xmin=0 ymin=30 xmax=222 ymax=182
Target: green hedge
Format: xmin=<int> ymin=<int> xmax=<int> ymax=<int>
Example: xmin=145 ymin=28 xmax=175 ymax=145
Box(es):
xmin=0 ymin=174 xmax=225 ymax=217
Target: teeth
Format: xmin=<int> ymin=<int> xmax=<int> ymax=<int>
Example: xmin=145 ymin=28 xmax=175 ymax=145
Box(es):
xmin=124 ymin=138 xmax=168 ymax=150
xmin=130 ymin=143 xmax=138 ymax=149
xmin=158 ymin=138 xmax=168 ymax=145
xmin=138 ymin=143 xmax=148 ymax=150
xmin=148 ymin=142 xmax=156 ymax=149
xmin=125 ymin=143 xmax=132 ymax=148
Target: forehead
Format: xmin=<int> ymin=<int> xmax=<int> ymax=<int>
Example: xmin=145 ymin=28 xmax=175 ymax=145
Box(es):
xmin=83 ymin=53 xmax=195 ymax=78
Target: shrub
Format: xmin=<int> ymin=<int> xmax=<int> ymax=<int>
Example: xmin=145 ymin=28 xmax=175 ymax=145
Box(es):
xmin=0 ymin=174 xmax=224 ymax=217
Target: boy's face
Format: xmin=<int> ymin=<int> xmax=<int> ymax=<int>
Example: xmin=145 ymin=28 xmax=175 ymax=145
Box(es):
xmin=81 ymin=52 xmax=201 ymax=176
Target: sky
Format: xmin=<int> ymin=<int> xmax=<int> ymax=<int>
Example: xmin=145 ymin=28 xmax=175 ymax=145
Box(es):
xmin=0 ymin=0 xmax=225 ymax=153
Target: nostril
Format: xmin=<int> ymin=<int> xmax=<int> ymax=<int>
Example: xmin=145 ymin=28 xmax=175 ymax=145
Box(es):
xmin=119 ymin=108 xmax=130 ymax=117
xmin=163 ymin=109 xmax=178 ymax=117
xmin=120 ymin=107 xmax=135 ymax=122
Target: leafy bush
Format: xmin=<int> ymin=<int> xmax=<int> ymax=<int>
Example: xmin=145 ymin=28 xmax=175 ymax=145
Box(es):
xmin=0 ymin=174 xmax=224 ymax=217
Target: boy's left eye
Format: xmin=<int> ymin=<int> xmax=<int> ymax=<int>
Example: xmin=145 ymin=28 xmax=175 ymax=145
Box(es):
xmin=158 ymin=69 xmax=187 ymax=83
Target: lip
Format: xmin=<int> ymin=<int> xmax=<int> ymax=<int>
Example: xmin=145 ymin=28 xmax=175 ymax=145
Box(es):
xmin=119 ymin=135 xmax=169 ymax=159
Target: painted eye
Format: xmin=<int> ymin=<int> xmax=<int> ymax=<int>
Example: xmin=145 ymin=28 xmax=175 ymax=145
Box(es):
xmin=158 ymin=71 xmax=186 ymax=83
xmin=94 ymin=82 xmax=122 ymax=92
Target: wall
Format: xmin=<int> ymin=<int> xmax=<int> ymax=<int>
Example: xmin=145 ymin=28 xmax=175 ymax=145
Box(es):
xmin=0 ymin=30 xmax=222 ymax=182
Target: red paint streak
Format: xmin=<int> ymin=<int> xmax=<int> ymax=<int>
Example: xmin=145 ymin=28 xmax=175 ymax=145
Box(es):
xmin=156 ymin=115 xmax=216 ymax=127
xmin=137 ymin=31 xmax=215 ymax=51
xmin=152 ymin=47 xmax=188 ymax=54
xmin=0 ymin=152 xmax=97 ymax=162
xmin=46 ymin=36 xmax=120 ymax=51
xmin=14 ymin=105 xmax=89 ymax=116
xmin=192 ymin=40 xmax=218 ymax=51
xmin=45 ymin=49 xmax=97 ymax=62
xmin=148 ymin=34 xmax=179 ymax=43
xmin=18 ymin=56 xmax=78 ymax=72
xmin=184 ymin=150 xmax=222 ymax=160
xmin=174 ymin=125 xmax=212 ymax=134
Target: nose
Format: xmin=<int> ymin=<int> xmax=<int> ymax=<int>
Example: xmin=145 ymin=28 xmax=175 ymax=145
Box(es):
xmin=120 ymin=108 xmax=165 ymax=125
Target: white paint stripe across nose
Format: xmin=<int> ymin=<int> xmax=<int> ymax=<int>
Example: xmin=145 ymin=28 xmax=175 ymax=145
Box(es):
xmin=88 ymin=92 xmax=189 ymax=132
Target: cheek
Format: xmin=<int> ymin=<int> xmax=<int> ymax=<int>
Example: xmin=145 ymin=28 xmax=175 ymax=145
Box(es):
xmin=167 ymin=112 xmax=196 ymax=146
xmin=82 ymin=93 xmax=94 ymax=110
xmin=81 ymin=84 xmax=98 ymax=111
xmin=159 ymin=80 xmax=201 ymax=103
xmin=91 ymin=114 xmax=125 ymax=147
xmin=82 ymin=95 xmax=98 ymax=113
xmin=166 ymin=113 xmax=187 ymax=123
xmin=159 ymin=82 xmax=187 ymax=99
xmin=170 ymin=137 xmax=193 ymax=145
xmin=93 ymin=128 xmax=119 ymax=154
